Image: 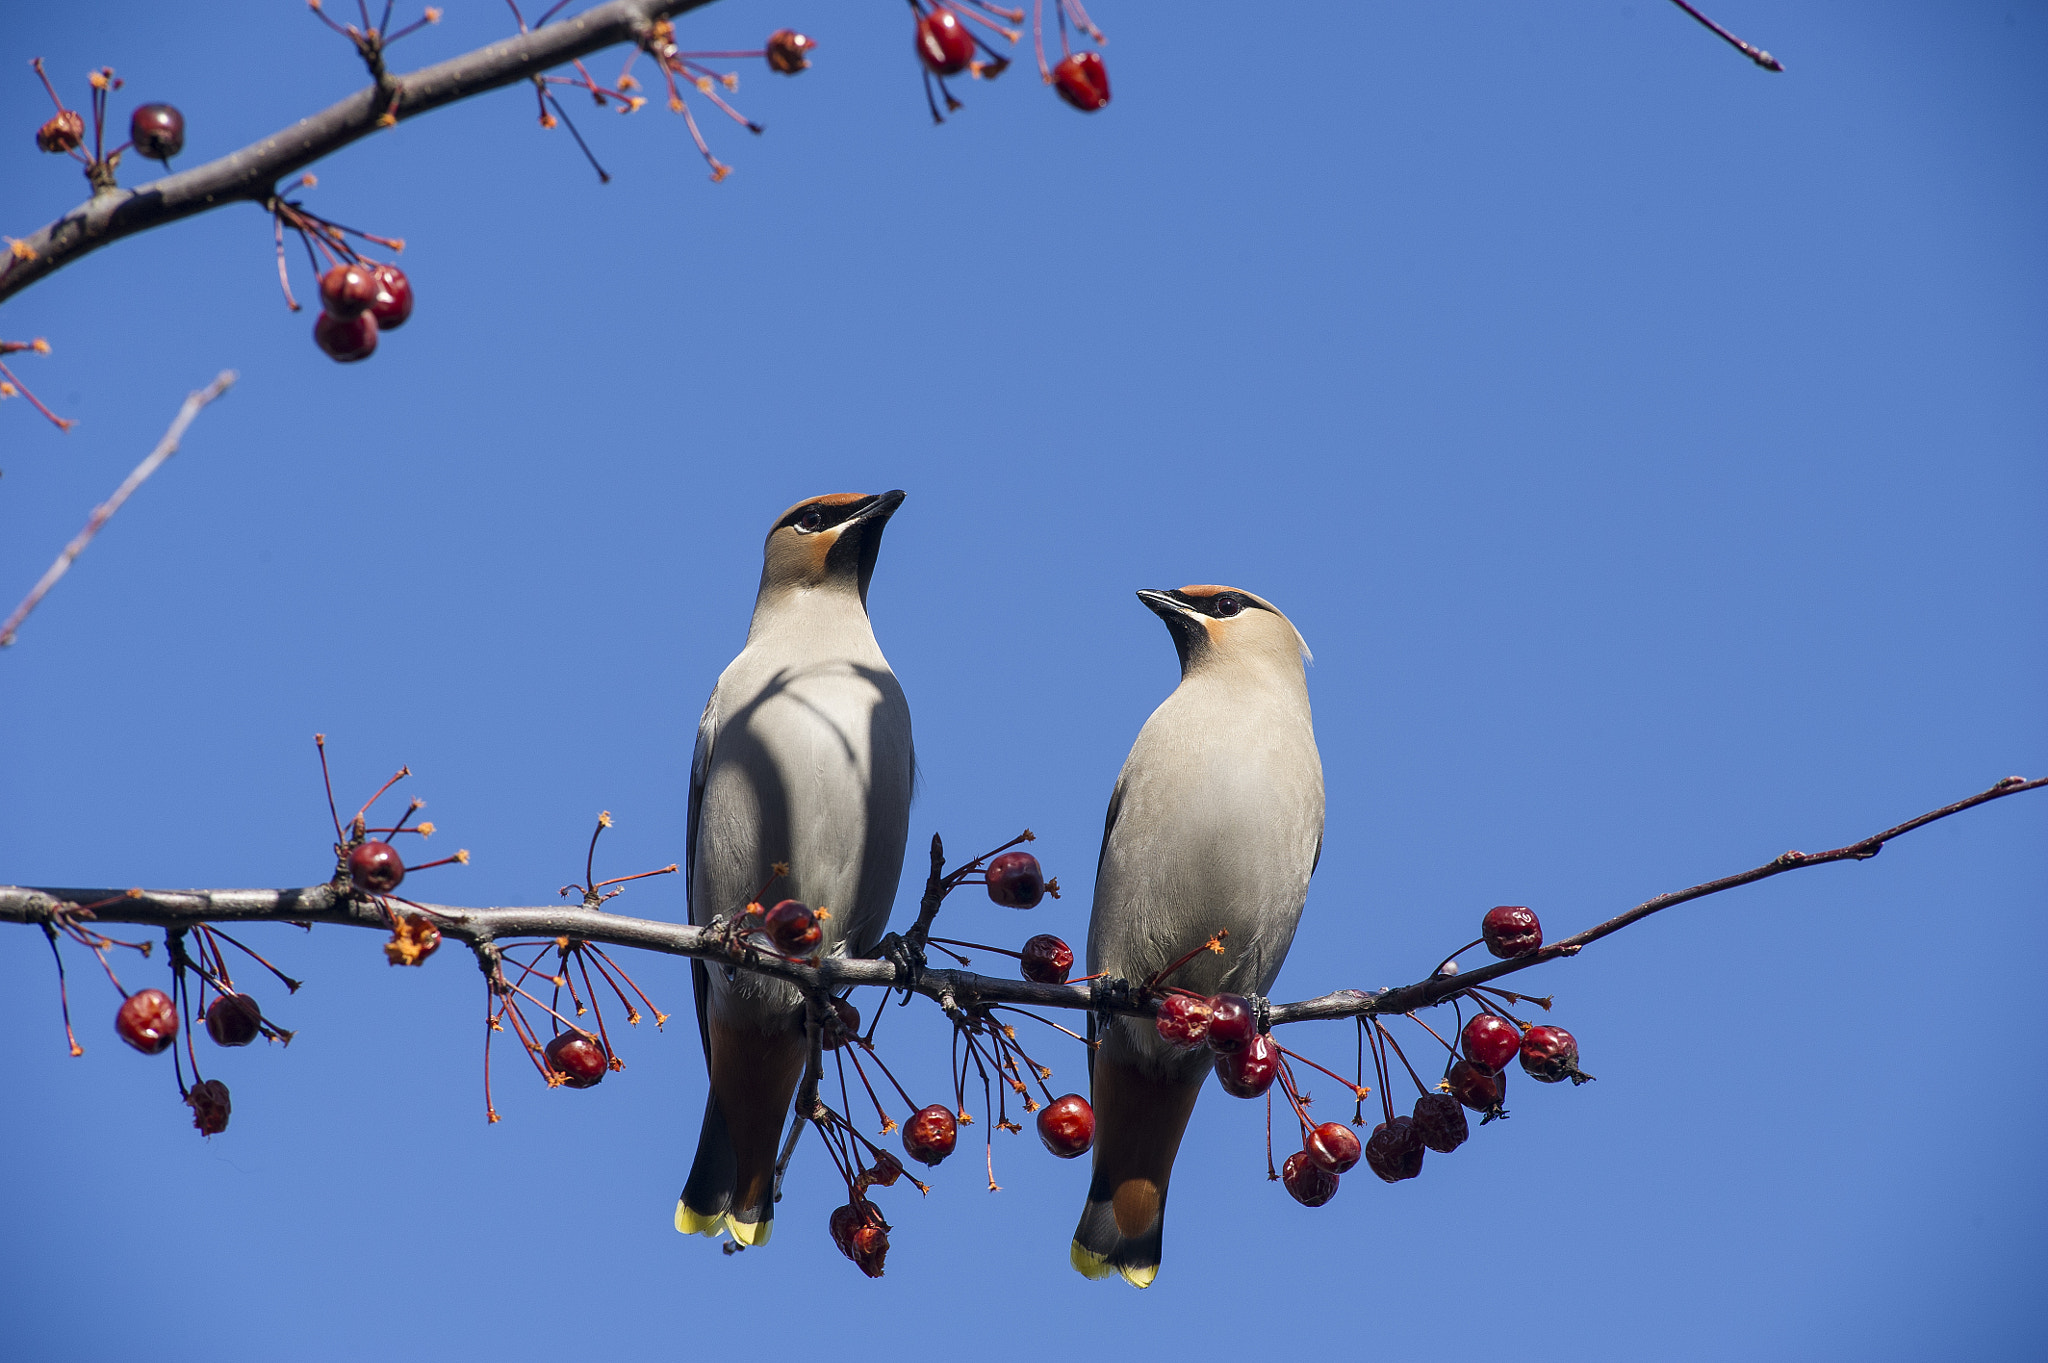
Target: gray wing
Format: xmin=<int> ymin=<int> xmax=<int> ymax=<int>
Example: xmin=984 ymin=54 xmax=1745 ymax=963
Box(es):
xmin=687 ymin=692 xmax=718 ymax=1066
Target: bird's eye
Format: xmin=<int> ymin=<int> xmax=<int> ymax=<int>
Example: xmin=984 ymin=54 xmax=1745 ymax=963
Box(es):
xmin=795 ymin=509 xmax=825 ymax=533
xmin=1213 ymin=594 xmax=1243 ymax=618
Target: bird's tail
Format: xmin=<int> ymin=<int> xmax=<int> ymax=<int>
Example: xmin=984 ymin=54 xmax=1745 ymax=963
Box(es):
xmin=676 ymin=1021 xmax=807 ymax=1246
xmin=1070 ymin=1037 xmax=1204 ymax=1289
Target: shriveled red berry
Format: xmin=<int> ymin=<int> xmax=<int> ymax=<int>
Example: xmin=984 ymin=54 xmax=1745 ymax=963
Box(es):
xmin=1036 ymin=1093 xmax=1094 ymax=1158
xmin=828 ymin=1202 xmax=862 ymax=1257
xmin=115 ymin=988 xmax=178 ymax=1055
xmin=369 ymin=265 xmax=412 ymax=330
xmin=1482 ymin=905 xmax=1543 ymax=959
xmin=902 ymin=1103 xmax=958 ymax=1165
xmin=1207 ymin=993 xmax=1255 ymax=1054
xmin=319 ymin=263 xmax=379 ymax=319
xmin=1304 ymin=1121 xmax=1362 ymax=1174
xmin=1154 ymin=993 xmax=1214 ymax=1048
xmin=1446 ymin=1058 xmax=1508 ymax=1122
xmin=766 ymin=29 xmax=816 ymax=74
xmin=1052 ymin=52 xmax=1110 ymax=112
xmin=1215 ymin=1031 xmax=1280 ymax=1099
xmin=1461 ymin=1012 xmax=1522 ymax=1071
xmin=543 ymin=1031 xmax=608 ymax=1088
xmin=314 ymin=309 xmax=378 ymax=363
xmin=764 ymin=899 xmax=823 ymax=954
xmin=204 ymin=993 xmax=262 ymax=1047
xmin=1281 ymin=1149 xmax=1339 ymax=1207
xmin=1520 ymin=1024 xmax=1594 ymax=1085
xmin=1412 ymin=1092 xmax=1469 ymax=1153
xmin=37 ymin=109 xmax=84 ymax=155
xmin=187 ymin=1078 xmax=231 ymax=1136
xmin=914 ymin=7 xmax=975 ymax=76
xmin=1019 ymin=933 xmax=1072 ymax=984
xmin=1364 ymin=1116 xmax=1426 ymax=1183
xmin=129 ymin=103 xmax=185 ymax=162
xmin=348 ymin=839 xmax=405 ymax=893
xmin=830 ymin=1200 xmax=889 ymax=1274
xmin=984 ymin=851 xmax=1046 ymax=908
xmin=865 ymin=1151 xmax=904 ymax=1188
xmin=822 ymin=995 xmax=859 ymax=1050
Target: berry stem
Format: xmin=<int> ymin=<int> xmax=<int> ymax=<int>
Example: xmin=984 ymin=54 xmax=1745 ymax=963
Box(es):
xmin=40 ymin=924 xmax=83 ymax=1057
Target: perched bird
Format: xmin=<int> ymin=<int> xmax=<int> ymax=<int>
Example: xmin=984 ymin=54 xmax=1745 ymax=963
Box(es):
xmin=676 ymin=491 xmax=915 ymax=1247
xmin=1072 ymin=585 xmax=1324 ymax=1288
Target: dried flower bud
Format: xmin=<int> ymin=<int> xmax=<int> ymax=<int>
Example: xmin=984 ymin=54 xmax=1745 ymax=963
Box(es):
xmin=36 ymin=109 xmax=84 ymax=155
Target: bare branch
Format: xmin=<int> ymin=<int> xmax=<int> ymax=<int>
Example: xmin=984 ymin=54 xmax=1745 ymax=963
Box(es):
xmin=0 ymin=371 xmax=236 ymax=648
xmin=0 ymin=0 xmax=717 ymax=308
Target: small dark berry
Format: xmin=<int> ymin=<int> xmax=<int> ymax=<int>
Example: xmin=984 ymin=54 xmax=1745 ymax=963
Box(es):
xmin=1482 ymin=905 xmax=1543 ymax=959
xmin=1520 ymin=1024 xmax=1594 ymax=1085
xmin=828 ymin=1201 xmax=861 ymax=1257
xmin=129 ymin=103 xmax=185 ymax=162
xmin=187 ymin=1078 xmax=231 ymax=1136
xmin=1304 ymin=1121 xmax=1362 ymax=1174
xmin=984 ymin=851 xmax=1046 ymax=908
xmin=1446 ymin=1058 xmax=1508 ymax=1122
xmin=204 ymin=993 xmax=262 ymax=1047
xmin=315 ymin=309 xmax=378 ymax=363
xmin=544 ymin=1031 xmax=608 ymax=1088
xmin=37 ymin=109 xmax=84 ymax=155
xmin=1153 ymin=993 xmax=1213 ymax=1048
xmin=914 ymin=8 xmax=975 ymax=76
xmin=1364 ymin=1116 xmax=1426 ymax=1183
xmin=764 ymin=899 xmax=823 ymax=954
xmin=1019 ymin=933 xmax=1073 ymax=984
xmin=865 ymin=1151 xmax=904 ymax=1188
xmin=369 ymin=265 xmax=412 ymax=330
xmin=1412 ymin=1092 xmax=1470 ymax=1153
xmin=1036 ymin=1093 xmax=1094 ymax=1158
xmin=1207 ymin=993 xmax=1256 ymax=1054
xmin=822 ymin=996 xmax=859 ymax=1050
xmin=348 ymin=839 xmax=405 ymax=894
xmin=830 ymin=1200 xmax=889 ymax=1276
xmin=1215 ymin=1031 xmax=1280 ymax=1099
xmin=319 ymin=263 xmax=378 ymax=319
xmin=902 ymin=1103 xmax=958 ymax=1166
xmin=765 ymin=29 xmax=816 ymax=74
xmin=1051 ymin=52 xmax=1110 ymax=112
xmin=115 ymin=988 xmax=178 ymax=1054
xmin=1281 ymin=1149 xmax=1339 ymax=1207
xmin=1461 ymin=1012 xmax=1522 ymax=1071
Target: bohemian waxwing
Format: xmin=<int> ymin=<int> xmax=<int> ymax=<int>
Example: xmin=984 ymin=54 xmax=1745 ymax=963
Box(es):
xmin=1071 ymin=585 xmax=1324 ymax=1288
xmin=676 ymin=491 xmax=915 ymax=1247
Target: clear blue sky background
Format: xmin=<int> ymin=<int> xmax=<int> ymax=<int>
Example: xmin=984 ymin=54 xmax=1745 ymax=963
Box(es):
xmin=2 ymin=2 xmax=2042 ymax=1359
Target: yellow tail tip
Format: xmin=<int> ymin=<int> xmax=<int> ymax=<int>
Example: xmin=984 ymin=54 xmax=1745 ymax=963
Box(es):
xmin=1070 ymin=1239 xmax=1157 ymax=1287
xmin=725 ymin=1212 xmax=773 ymax=1247
xmin=675 ymin=1200 xmax=725 ymax=1238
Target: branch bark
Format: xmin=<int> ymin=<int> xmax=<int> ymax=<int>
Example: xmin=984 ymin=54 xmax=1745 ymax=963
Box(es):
xmin=3 ymin=776 xmax=2036 ymax=1027
xmin=0 ymin=0 xmax=716 ymax=307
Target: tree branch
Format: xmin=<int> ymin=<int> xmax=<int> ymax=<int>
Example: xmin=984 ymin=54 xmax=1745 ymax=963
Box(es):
xmin=0 ymin=0 xmax=716 ymax=308
xmin=3 ymin=776 xmax=2037 ymax=1028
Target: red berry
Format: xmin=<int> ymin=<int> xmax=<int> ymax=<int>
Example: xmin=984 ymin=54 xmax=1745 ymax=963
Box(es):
xmin=1019 ymin=933 xmax=1073 ymax=984
xmin=1364 ymin=1116 xmax=1426 ymax=1183
xmin=1482 ymin=905 xmax=1543 ymax=959
xmin=822 ymin=996 xmax=860 ymax=1050
xmin=984 ymin=851 xmax=1046 ymax=908
xmin=1520 ymin=1024 xmax=1593 ymax=1085
xmin=1215 ymin=1031 xmax=1280 ymax=1098
xmin=204 ymin=993 xmax=262 ymax=1047
xmin=369 ymin=265 xmax=413 ymax=330
xmin=36 ymin=109 xmax=84 ymax=155
xmin=314 ymin=309 xmax=378 ymax=363
xmin=1412 ymin=1092 xmax=1470 ymax=1153
xmin=1281 ymin=1149 xmax=1339 ymax=1207
xmin=1304 ymin=1121 xmax=1362 ymax=1174
xmin=543 ymin=1031 xmax=608 ymax=1088
xmin=865 ymin=1151 xmax=905 ymax=1188
xmin=914 ymin=7 xmax=975 ymax=76
xmin=1207 ymin=993 xmax=1256 ymax=1053
xmin=828 ymin=1201 xmax=861 ymax=1257
xmin=766 ymin=29 xmax=816 ymax=74
xmin=348 ymin=840 xmax=405 ymax=894
xmin=1446 ymin=1058 xmax=1508 ymax=1122
xmin=187 ymin=1078 xmax=231 ymax=1136
xmin=764 ymin=899 xmax=823 ymax=954
xmin=319 ymin=263 xmax=379 ymax=319
xmin=829 ymin=1200 xmax=889 ymax=1276
xmin=1036 ymin=1093 xmax=1094 ymax=1159
xmin=129 ymin=103 xmax=185 ymax=162
xmin=1154 ymin=993 xmax=1214 ymax=1048
xmin=1461 ymin=1012 xmax=1522 ymax=1071
xmin=115 ymin=988 xmax=178 ymax=1055
xmin=902 ymin=1103 xmax=958 ymax=1166
xmin=1051 ymin=52 xmax=1111 ymax=112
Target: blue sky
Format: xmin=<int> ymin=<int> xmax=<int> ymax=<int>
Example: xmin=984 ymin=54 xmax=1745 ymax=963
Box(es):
xmin=2 ymin=2 xmax=2043 ymax=1359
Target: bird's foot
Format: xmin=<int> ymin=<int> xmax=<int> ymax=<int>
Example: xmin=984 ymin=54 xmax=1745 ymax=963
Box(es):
xmin=873 ymin=931 xmax=926 ymax=989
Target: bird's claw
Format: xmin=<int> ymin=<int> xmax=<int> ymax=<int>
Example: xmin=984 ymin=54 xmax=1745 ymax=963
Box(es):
xmin=874 ymin=931 xmax=926 ymax=988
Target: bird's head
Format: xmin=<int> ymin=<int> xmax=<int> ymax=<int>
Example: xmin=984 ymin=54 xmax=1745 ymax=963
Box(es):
xmin=1136 ymin=585 xmax=1312 ymax=677
xmin=759 ymin=490 xmax=906 ymax=607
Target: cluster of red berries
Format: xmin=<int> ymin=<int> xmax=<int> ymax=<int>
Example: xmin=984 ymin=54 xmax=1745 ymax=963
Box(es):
xmin=909 ymin=1 xmax=1110 ymax=121
xmin=112 ymin=972 xmax=282 ymax=1136
xmin=313 ymin=261 xmax=414 ymax=363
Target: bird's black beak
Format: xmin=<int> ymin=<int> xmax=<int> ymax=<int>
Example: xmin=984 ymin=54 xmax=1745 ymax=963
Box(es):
xmin=1137 ymin=588 xmax=1200 ymax=673
xmin=844 ymin=489 xmax=906 ymax=606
